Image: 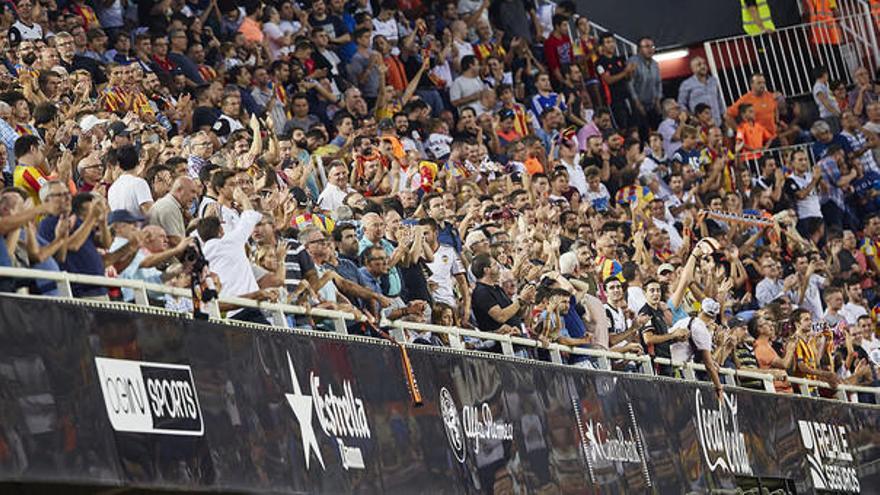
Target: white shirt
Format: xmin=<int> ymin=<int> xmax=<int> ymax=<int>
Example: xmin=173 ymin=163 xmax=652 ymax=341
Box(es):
xmin=263 ymin=22 xmax=291 ymax=60
xmin=861 ymin=334 xmax=880 ymax=365
xmin=9 ymin=20 xmax=43 ymax=43
xmin=788 ymin=172 xmax=823 ymax=219
xmin=449 ymin=75 xmax=485 ymax=111
xmin=452 ymin=39 xmax=474 ymax=64
xmin=627 ymin=286 xmax=647 ymax=314
xmin=561 ymin=158 xmax=587 ymax=197
xmin=316 ymin=183 xmax=352 ymax=212
xmin=787 ymin=273 xmax=826 ymax=321
xmin=425 ymin=245 xmax=465 ymax=307
xmin=372 ymin=17 xmax=399 ymax=44
xmin=840 ymin=302 xmax=868 ymax=326
xmin=202 ymin=210 xmax=262 ymax=309
xmin=108 ymin=173 xmax=153 ymax=215
xmin=653 ymin=216 xmax=684 ymax=252
xmin=670 ymin=316 xmax=713 ymax=362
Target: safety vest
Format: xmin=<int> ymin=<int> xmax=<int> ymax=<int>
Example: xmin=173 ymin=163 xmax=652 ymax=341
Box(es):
xmin=808 ymin=0 xmax=840 ymax=45
xmin=741 ymin=0 xmax=775 ymax=36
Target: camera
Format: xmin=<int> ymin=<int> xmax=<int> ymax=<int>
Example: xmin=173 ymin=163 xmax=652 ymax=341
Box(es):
xmin=181 ymin=241 xmax=217 ymax=316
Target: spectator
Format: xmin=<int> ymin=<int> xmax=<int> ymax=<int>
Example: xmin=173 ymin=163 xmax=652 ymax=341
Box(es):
xmin=628 ymin=36 xmax=662 ymax=135
xmin=471 ymin=253 xmax=536 ymax=352
xmin=107 ymin=145 xmax=153 ymax=216
xmin=669 ymin=297 xmax=725 ymax=396
xmin=749 ymin=315 xmax=796 ymax=393
xmin=595 ymin=32 xmax=634 ymax=130
xmin=812 ymin=65 xmax=841 ymax=132
xmin=198 ymin=188 xmax=271 ymax=324
xmin=39 ymin=190 xmax=112 ymax=298
xmin=148 ymin=176 xmax=199 ymax=245
xmin=677 ymin=56 xmax=724 ymax=126
xmin=450 ymin=55 xmax=485 ymax=112
xmin=727 ymin=73 xmax=778 ymax=140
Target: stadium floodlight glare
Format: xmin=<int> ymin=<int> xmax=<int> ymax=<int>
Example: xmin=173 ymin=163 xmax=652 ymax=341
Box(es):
xmin=653 ymin=49 xmax=690 ymax=62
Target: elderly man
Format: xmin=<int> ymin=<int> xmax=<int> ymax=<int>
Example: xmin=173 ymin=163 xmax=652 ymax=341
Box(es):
xmin=108 ymin=211 xmax=192 ymax=302
xmin=358 ymin=212 xmax=403 ymax=298
xmin=677 ymin=56 xmax=724 ymax=125
xmin=810 ymin=119 xmax=852 ymax=161
xmin=149 ymin=175 xmax=198 ymax=245
xmin=848 ymin=66 xmax=879 ymax=121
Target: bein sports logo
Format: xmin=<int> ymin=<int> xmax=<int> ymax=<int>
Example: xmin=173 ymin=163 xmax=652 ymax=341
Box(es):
xmin=94 ymin=357 xmax=204 ymax=436
xmin=439 ymin=387 xmax=513 ymax=464
xmin=284 ymin=352 xmax=370 ymax=471
xmin=798 ymin=420 xmax=860 ymax=492
xmin=693 ymin=389 xmax=752 ymax=476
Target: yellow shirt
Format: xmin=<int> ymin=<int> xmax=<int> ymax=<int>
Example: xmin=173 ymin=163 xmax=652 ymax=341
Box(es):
xmin=13 ymin=164 xmax=49 ymax=205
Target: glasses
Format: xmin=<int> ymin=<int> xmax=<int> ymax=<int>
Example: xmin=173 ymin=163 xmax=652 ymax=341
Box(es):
xmin=307 ymin=239 xmax=329 ymax=246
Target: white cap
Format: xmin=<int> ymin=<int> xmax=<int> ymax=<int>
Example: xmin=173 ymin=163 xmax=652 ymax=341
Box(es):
xmin=80 ymin=115 xmax=108 ymax=133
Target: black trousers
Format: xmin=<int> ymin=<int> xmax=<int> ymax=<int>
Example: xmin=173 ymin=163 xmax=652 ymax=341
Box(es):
xmin=231 ymin=307 xmax=270 ymax=325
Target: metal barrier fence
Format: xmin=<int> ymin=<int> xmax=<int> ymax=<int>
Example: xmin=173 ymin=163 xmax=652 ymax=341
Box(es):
xmin=739 ymin=142 xmax=818 ymax=177
xmin=704 ymin=10 xmax=880 ymax=108
xmin=0 ymin=266 xmax=877 ymax=405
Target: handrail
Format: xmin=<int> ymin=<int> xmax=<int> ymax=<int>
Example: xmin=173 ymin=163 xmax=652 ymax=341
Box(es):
xmin=1 ymin=266 xmax=877 ymax=405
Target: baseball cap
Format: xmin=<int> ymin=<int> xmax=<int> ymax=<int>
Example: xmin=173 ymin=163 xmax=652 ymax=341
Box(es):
xmin=378 ymin=118 xmax=395 ymax=130
xmin=657 ymin=263 xmax=675 ymax=276
xmin=108 ymin=121 xmax=131 ymax=139
xmin=497 ymin=108 xmax=514 ymax=121
xmin=80 ymin=115 xmax=108 ymax=133
xmin=464 ymin=230 xmax=489 ymax=249
xmin=289 ymin=186 xmax=310 ymax=208
xmin=700 ymin=298 xmax=721 ymax=318
xmin=108 ymin=209 xmax=145 ymax=225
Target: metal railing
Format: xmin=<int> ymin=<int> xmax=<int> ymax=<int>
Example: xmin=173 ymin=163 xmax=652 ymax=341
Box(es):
xmin=704 ymin=11 xmax=880 ymax=108
xmin=1 ymin=266 xmax=877 ymax=405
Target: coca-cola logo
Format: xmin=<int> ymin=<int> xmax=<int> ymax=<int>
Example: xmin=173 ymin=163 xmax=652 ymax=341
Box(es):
xmin=693 ymin=390 xmax=752 ymax=475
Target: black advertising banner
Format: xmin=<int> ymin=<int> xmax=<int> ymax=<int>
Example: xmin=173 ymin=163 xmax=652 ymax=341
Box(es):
xmin=0 ymin=297 xmax=878 ymax=494
xmin=573 ymin=0 xmax=803 ymax=49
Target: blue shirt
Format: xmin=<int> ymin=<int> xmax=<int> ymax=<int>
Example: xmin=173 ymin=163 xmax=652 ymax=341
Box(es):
xmin=563 ymin=296 xmax=590 ymax=364
xmin=358 ymin=237 xmax=401 ymax=296
xmin=813 ymin=134 xmax=853 ymax=161
xmin=437 ymin=221 xmax=462 ymax=254
xmin=39 ymin=215 xmax=107 ymax=297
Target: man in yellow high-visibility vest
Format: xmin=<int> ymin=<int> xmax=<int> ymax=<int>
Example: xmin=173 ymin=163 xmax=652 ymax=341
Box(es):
xmin=741 ymin=0 xmax=776 ymax=35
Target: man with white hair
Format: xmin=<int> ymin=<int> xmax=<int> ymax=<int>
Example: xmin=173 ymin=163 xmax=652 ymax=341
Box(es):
xmin=76 ymin=153 xmax=105 ymax=193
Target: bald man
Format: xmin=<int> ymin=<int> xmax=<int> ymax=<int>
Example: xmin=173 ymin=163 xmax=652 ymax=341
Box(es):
xmin=148 ymin=175 xmax=198 ymax=244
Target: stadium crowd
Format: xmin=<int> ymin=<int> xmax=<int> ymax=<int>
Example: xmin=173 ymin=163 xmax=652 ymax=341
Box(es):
xmin=0 ymin=0 xmax=879 ymax=400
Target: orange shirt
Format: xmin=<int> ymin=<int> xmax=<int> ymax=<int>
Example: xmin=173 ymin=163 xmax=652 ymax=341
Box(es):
xmin=238 ymin=18 xmax=264 ymax=44
xmin=727 ymin=91 xmax=778 ymax=138
xmin=754 ymin=337 xmax=793 ymax=394
xmin=384 ymin=55 xmax=408 ymax=92
xmin=736 ymin=120 xmax=773 ymax=160
xmin=524 ymin=157 xmax=544 ymax=175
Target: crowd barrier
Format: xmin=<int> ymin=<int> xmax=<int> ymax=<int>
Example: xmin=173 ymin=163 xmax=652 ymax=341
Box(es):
xmin=0 ymin=266 xmax=877 ymax=405
xmin=705 ymin=8 xmax=880 ymax=107
xmin=0 ymin=296 xmax=878 ymax=493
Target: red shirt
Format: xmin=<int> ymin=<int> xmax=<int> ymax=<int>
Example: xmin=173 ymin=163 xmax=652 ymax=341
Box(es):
xmin=543 ymin=33 xmax=572 ymax=78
